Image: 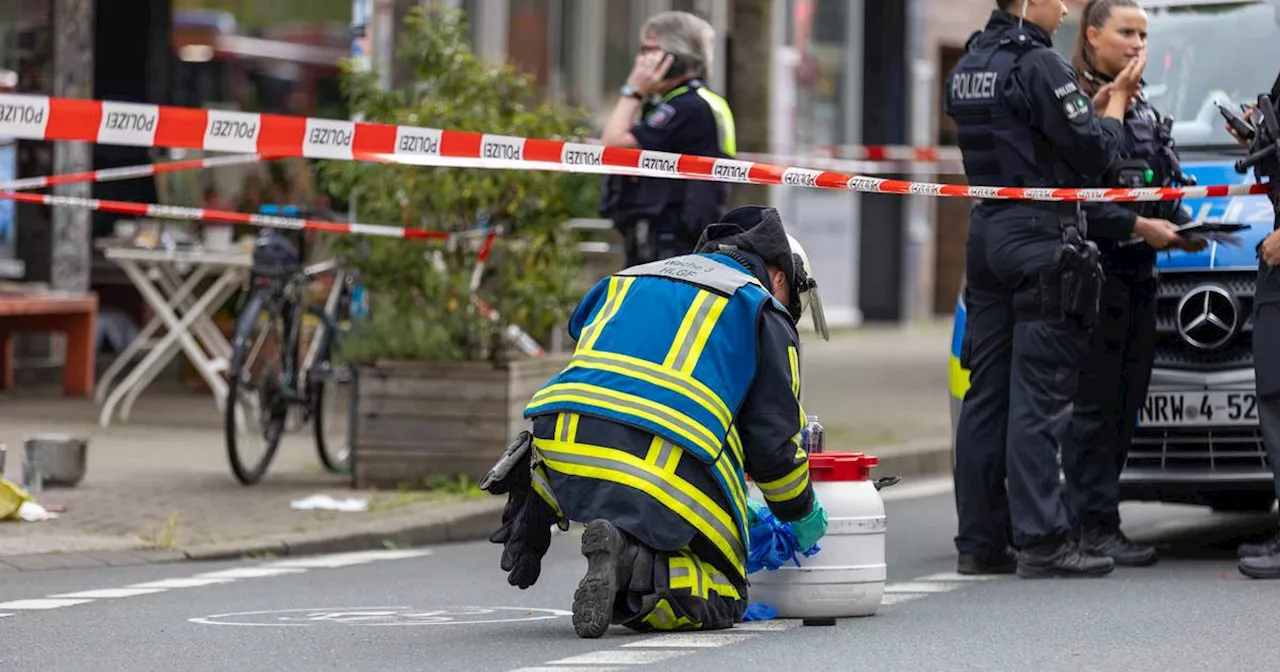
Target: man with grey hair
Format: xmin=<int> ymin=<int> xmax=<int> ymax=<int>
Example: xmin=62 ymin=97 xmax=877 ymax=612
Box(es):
xmin=599 ymin=10 xmax=738 ymax=266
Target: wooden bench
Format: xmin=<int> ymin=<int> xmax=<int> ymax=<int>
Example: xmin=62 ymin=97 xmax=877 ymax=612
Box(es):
xmin=0 ymin=292 xmax=98 ymax=397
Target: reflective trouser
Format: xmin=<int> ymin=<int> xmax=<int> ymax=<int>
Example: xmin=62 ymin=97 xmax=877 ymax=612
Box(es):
xmin=953 ymin=204 xmax=1091 ymax=555
xmin=616 ymin=544 xmax=745 ymax=632
xmin=1062 ymin=271 xmax=1156 ymax=534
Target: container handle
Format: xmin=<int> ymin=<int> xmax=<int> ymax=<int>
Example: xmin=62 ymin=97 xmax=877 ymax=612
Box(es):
xmin=873 ymin=476 xmax=902 ymax=491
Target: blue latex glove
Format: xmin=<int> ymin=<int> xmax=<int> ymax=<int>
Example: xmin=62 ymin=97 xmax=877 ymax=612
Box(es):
xmin=790 ymin=499 xmax=829 ymax=552
xmin=747 ymin=498 xmax=768 ymax=527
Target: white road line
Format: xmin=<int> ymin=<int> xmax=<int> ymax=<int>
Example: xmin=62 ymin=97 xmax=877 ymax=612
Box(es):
xmin=544 ymin=650 xmax=691 ymax=665
xmin=509 ymin=668 xmax=625 ymax=672
xmin=194 ymin=567 xmax=308 ymax=579
xmin=128 ymin=577 xmax=238 ymax=589
xmin=881 ymin=593 xmax=928 ymax=605
xmin=883 ymin=581 xmax=966 ymax=593
xmin=914 ymin=571 xmax=1008 ymax=582
xmin=262 ymin=549 xmax=434 ymax=569
xmin=0 ymin=598 xmax=95 ymax=610
xmin=0 ymin=613 xmax=13 ymax=618
xmin=49 ymin=588 xmax=168 ymax=599
xmin=620 ymin=633 xmax=759 ymax=648
xmin=733 ymin=620 xmax=800 ymax=631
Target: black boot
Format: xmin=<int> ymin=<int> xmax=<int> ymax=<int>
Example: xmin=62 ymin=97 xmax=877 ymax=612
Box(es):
xmin=957 ymin=547 xmax=1018 ymax=575
xmin=1017 ymin=540 xmax=1115 ymax=579
xmin=1079 ymin=528 xmax=1158 ymax=567
xmin=1237 ymin=532 xmax=1280 ymax=558
xmin=572 ymin=519 xmax=637 ymax=639
xmin=1238 ymin=532 xmax=1280 ymax=579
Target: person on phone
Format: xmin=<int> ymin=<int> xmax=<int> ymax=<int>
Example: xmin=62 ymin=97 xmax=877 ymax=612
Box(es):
xmin=946 ymin=0 xmax=1139 ymax=579
xmin=1059 ymin=0 xmax=1207 ymax=570
xmin=599 ymin=11 xmax=737 ymax=266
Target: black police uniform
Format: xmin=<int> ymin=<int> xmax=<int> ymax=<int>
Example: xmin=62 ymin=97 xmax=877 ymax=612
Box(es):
xmin=1062 ymin=73 xmax=1190 ymax=567
xmin=599 ymin=79 xmax=737 ymax=265
xmin=945 ymin=10 xmax=1124 ymax=577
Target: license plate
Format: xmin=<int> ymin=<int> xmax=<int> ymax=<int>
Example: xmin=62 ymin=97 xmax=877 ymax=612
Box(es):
xmin=1138 ymin=390 xmax=1259 ymax=427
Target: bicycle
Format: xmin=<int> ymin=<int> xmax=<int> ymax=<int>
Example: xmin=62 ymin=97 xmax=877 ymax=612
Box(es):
xmin=223 ymin=205 xmax=363 ymax=486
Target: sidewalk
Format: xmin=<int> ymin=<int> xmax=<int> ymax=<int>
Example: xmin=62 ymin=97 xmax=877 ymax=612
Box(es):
xmin=0 ymin=321 xmax=954 ymax=570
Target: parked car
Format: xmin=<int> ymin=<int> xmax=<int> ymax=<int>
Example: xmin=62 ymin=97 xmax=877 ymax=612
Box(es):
xmin=948 ymin=0 xmax=1280 ymax=512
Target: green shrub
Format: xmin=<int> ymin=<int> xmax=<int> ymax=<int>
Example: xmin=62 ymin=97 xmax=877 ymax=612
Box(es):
xmin=317 ymin=5 xmax=599 ymax=363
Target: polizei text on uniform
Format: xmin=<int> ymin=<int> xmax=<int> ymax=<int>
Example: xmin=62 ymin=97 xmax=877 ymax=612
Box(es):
xmin=950 ymin=71 xmax=998 ymax=100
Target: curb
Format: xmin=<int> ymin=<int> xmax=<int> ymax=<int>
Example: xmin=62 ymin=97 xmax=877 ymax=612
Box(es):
xmin=0 ymin=442 xmax=955 ymax=573
xmin=864 ymin=438 xmax=953 ymax=484
xmin=0 ymin=499 xmax=506 ymax=572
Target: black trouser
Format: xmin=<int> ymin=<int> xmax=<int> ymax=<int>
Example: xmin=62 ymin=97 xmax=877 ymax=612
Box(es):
xmin=1062 ymin=269 xmax=1157 ymax=534
xmin=1252 ymin=260 xmax=1280 ymax=502
xmin=953 ymin=204 xmax=1091 ymax=556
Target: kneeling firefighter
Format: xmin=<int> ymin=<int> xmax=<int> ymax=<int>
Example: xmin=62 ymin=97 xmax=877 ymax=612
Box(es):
xmin=481 ymin=205 xmax=832 ymax=638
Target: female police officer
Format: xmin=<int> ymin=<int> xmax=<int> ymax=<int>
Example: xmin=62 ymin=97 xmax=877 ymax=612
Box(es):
xmin=948 ymin=0 xmax=1145 ymax=579
xmin=1061 ymin=0 xmax=1207 ymax=570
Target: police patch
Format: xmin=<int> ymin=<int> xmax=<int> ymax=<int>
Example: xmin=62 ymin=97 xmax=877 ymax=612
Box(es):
xmin=1063 ymin=91 xmax=1091 ymax=125
xmin=646 ymin=103 xmax=677 ymax=129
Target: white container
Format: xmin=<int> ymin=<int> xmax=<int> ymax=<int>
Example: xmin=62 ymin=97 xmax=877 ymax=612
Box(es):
xmin=746 ymin=452 xmax=886 ymax=619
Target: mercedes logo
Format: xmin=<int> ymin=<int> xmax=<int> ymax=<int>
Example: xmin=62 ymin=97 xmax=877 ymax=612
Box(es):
xmin=1176 ymin=284 xmax=1239 ymax=350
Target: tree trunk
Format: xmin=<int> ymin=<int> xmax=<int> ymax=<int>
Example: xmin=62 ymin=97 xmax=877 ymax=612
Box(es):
xmin=727 ymin=0 xmax=771 ymax=209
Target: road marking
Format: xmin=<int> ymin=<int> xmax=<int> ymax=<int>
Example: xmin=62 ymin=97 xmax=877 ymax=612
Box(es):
xmin=262 ymin=549 xmax=434 ymax=569
xmin=189 ymin=606 xmax=573 ymax=628
xmin=620 ymin=633 xmax=759 ymax=648
xmin=883 ymin=581 xmax=966 ymax=593
xmin=0 ymin=598 xmax=94 ymax=610
xmin=128 ymin=577 xmax=238 ymax=589
xmin=881 ymin=593 xmax=928 ymax=605
xmin=194 ymin=567 xmax=308 ymax=579
xmin=50 ymin=588 xmax=168 ymax=599
xmin=544 ymin=650 xmax=690 ymax=665
xmin=733 ymin=620 xmax=800 ymax=631
xmin=509 ymin=668 xmax=624 ymax=672
xmin=0 ymin=613 xmax=13 ymax=618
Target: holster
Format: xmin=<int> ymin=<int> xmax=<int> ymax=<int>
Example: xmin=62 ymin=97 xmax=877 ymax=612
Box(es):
xmin=1056 ymin=225 xmax=1104 ymax=331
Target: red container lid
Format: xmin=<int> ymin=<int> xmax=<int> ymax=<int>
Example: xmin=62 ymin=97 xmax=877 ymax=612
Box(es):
xmin=808 ymin=452 xmax=878 ymax=482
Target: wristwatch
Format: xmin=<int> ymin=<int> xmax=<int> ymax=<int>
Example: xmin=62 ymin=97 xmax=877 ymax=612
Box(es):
xmin=620 ymin=85 xmax=643 ymax=101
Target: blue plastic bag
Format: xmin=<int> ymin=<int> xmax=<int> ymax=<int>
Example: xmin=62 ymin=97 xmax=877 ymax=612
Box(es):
xmin=745 ymin=499 xmax=821 ymax=574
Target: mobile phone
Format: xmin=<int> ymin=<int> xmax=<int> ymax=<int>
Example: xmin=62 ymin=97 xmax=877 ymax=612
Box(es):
xmin=1217 ymin=101 xmax=1256 ymax=142
xmin=665 ymin=53 xmax=689 ymax=79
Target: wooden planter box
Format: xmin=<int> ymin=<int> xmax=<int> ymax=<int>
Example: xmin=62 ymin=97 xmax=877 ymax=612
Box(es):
xmin=353 ymin=355 xmax=571 ymax=489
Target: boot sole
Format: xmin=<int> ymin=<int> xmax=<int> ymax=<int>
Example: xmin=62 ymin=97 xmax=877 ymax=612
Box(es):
xmin=1238 ymin=562 xmax=1280 ymax=580
xmin=573 ymin=520 xmax=622 ymax=639
xmin=1112 ymin=552 xmax=1159 ymax=568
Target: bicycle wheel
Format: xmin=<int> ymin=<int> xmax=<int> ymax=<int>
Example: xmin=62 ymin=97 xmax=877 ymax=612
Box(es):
xmin=308 ymin=309 xmax=356 ymax=475
xmin=224 ymin=289 xmax=292 ymax=485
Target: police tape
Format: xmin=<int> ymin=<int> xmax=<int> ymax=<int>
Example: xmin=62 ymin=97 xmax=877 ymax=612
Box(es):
xmin=0 ymin=190 xmax=452 ymax=240
xmin=0 ymin=153 xmax=270 ymax=191
xmin=0 ymin=93 xmax=1268 ymax=203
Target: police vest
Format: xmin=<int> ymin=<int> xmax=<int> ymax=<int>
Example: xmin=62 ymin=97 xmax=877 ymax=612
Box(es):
xmin=524 ymin=252 xmax=790 ymax=551
xmin=947 ymin=28 xmax=1079 ymax=190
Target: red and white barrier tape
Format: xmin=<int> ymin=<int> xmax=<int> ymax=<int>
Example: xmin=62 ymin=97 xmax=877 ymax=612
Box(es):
xmin=465 ymin=230 xmax=546 ymax=358
xmin=0 ymin=190 xmax=452 ymax=240
xmin=0 ymin=93 xmax=1267 ymax=203
xmin=0 ymin=153 xmax=270 ymax=191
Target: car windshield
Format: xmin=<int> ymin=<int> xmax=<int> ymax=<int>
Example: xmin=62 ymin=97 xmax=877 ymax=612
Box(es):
xmin=1056 ymin=0 xmax=1280 ymax=148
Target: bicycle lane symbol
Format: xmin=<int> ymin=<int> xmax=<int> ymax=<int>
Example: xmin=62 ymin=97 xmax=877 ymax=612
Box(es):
xmin=188 ymin=606 xmax=573 ymax=627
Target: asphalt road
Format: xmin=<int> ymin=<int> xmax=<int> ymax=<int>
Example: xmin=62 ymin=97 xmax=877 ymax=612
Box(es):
xmin=3 ymin=480 xmax=1280 ymax=672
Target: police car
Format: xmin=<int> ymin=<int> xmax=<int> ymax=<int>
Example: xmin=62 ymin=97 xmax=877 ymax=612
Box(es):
xmin=948 ymin=0 xmax=1280 ymax=512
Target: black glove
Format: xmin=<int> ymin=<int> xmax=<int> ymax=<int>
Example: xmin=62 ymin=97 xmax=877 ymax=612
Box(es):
xmin=481 ymin=431 xmax=559 ymax=589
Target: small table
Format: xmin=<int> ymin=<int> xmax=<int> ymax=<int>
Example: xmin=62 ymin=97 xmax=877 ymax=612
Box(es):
xmin=97 ymin=245 xmax=251 ymax=426
xmin=0 ymin=291 xmax=98 ymax=397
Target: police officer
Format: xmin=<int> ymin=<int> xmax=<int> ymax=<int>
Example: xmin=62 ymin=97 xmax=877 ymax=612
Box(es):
xmin=599 ymin=10 xmax=737 ymax=266
xmin=1237 ymin=68 xmax=1280 ymax=579
xmin=480 ymin=206 xmax=832 ymax=636
xmin=1061 ymin=0 xmax=1207 ymax=569
xmin=946 ymin=0 xmax=1142 ymax=579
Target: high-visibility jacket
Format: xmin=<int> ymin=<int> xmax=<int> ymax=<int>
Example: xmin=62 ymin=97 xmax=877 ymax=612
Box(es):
xmin=524 ymin=252 xmax=804 ymax=574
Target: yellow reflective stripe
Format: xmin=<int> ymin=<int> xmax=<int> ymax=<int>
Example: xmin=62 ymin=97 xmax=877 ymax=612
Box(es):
xmin=642 ymin=598 xmax=695 ymax=631
xmin=950 ymin=354 xmax=971 ymax=399
xmin=696 ymin=88 xmax=737 ymax=157
xmin=663 ymin=86 xmax=689 ymax=102
xmin=757 ymin=462 xmax=811 ymax=504
xmin=536 ymin=438 xmax=745 ymax=572
xmin=787 ymin=346 xmax=800 ymax=396
xmin=643 ymin=436 xmax=679 ymax=474
xmin=669 ymin=556 xmax=701 ymax=596
xmin=712 ymin=447 xmax=747 ymax=538
xmin=579 ymin=277 xmax=634 ymax=351
xmin=530 ymin=383 xmax=721 ymax=457
xmin=664 ymin=290 xmax=728 ymax=374
xmin=568 ymin=349 xmax=732 ymax=429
